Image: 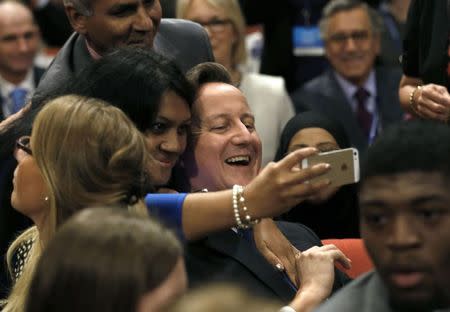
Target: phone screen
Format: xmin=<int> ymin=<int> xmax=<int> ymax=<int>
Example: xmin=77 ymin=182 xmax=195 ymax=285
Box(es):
xmin=301 ymin=148 xmax=360 ymax=187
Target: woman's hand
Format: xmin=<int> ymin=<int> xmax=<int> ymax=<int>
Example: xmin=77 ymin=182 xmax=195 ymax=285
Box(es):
xmin=245 ymin=147 xmax=331 ymax=219
xmin=288 ymin=245 xmax=351 ymax=312
xmin=253 ymin=218 xmax=299 ymax=286
xmin=413 ymin=83 xmax=450 ymax=122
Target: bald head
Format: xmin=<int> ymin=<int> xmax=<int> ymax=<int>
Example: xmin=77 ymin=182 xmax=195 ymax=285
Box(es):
xmin=0 ymin=1 xmax=40 ymax=83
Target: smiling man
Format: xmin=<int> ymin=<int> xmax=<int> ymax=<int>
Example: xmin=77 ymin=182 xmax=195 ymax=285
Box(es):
xmin=34 ymin=0 xmax=213 ymax=99
xmin=177 ymin=62 xmax=351 ymax=309
xmin=291 ymin=0 xmax=403 ymax=156
xmin=0 ymin=1 xmax=43 ymax=121
xmin=315 ymin=120 xmax=450 ymax=312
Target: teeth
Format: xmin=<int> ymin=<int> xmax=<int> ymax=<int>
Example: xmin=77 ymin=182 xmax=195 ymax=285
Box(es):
xmin=226 ymin=156 xmax=250 ymax=164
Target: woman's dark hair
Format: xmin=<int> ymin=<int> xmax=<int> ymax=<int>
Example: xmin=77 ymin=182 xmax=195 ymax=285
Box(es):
xmin=25 ymin=207 xmax=182 ymax=312
xmin=65 ymin=47 xmax=195 ymax=133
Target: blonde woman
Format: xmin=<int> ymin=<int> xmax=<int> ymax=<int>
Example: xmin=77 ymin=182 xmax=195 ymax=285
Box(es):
xmin=177 ymin=0 xmax=295 ymax=166
xmin=2 ymin=95 xmax=151 ymax=311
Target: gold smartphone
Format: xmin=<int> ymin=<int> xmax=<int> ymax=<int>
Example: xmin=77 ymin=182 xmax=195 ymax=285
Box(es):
xmin=301 ymin=148 xmax=360 ymax=187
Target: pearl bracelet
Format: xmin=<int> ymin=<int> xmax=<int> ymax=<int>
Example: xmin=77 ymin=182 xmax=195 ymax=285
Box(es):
xmin=232 ymin=184 xmax=260 ymax=229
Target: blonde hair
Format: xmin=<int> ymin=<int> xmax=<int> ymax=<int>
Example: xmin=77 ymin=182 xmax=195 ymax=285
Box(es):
xmin=176 ymin=0 xmax=247 ymax=68
xmin=2 ymin=95 xmax=151 ymax=311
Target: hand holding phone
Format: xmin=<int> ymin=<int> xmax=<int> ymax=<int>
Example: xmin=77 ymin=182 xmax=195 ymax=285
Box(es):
xmin=301 ymin=148 xmax=360 ymax=187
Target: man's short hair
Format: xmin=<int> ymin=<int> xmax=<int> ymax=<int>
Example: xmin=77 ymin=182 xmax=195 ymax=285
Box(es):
xmin=63 ymin=0 xmax=93 ymax=16
xmin=186 ymin=62 xmax=233 ymax=91
xmin=362 ymin=121 xmax=450 ymax=184
xmin=319 ymin=0 xmax=383 ymax=40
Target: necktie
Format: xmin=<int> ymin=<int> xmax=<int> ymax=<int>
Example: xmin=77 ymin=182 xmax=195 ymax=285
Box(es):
xmin=10 ymin=88 xmax=28 ymax=114
xmin=354 ymin=87 xmax=372 ymax=137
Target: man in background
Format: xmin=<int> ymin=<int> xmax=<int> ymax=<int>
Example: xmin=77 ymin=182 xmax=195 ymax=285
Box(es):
xmin=0 ymin=0 xmax=44 ymax=121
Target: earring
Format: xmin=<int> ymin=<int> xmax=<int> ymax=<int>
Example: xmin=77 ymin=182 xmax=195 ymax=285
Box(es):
xmin=44 ymin=196 xmax=49 ymax=202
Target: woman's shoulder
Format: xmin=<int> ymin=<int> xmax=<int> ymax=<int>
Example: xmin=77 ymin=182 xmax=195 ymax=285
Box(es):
xmin=11 ymin=237 xmax=35 ymax=281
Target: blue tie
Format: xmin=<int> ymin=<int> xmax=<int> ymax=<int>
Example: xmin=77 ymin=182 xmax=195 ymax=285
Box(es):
xmin=10 ymin=88 xmax=27 ymax=113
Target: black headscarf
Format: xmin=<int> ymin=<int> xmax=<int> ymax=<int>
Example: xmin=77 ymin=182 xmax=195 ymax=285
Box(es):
xmin=275 ymin=111 xmax=351 ymax=161
xmin=275 ymin=111 xmax=360 ymax=238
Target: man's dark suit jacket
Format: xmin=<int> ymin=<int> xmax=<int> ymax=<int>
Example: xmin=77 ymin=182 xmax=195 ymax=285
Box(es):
xmin=35 ymin=18 xmax=214 ymax=98
xmin=290 ymin=68 xmax=404 ymax=155
xmin=185 ymin=221 xmax=350 ymax=302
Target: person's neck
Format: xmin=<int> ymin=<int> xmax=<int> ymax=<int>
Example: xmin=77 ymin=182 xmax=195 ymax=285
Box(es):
xmin=0 ymin=69 xmax=27 ymax=85
xmin=387 ymin=0 xmax=410 ymax=23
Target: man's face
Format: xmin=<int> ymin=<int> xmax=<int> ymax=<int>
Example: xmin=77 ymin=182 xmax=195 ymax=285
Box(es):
xmin=324 ymin=7 xmax=379 ymax=85
xmin=75 ymin=0 xmax=161 ymax=55
xmin=0 ymin=3 xmax=40 ymax=78
xmin=186 ymin=83 xmax=262 ymax=192
xmin=360 ymin=172 xmax=450 ymax=311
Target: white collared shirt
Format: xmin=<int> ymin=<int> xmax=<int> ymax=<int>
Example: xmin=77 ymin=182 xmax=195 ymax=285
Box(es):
xmin=333 ymin=70 xmax=377 ymax=115
xmin=0 ymin=69 xmax=35 ymax=117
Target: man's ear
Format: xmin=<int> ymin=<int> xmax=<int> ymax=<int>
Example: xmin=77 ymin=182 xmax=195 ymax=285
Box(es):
xmin=64 ymin=5 xmax=89 ymax=35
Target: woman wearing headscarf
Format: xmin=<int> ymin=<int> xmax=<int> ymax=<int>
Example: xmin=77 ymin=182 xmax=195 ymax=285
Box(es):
xmin=275 ymin=112 xmax=359 ymax=239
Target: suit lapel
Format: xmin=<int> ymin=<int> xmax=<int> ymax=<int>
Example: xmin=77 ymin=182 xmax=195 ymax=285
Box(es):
xmin=204 ymin=231 xmax=296 ymax=302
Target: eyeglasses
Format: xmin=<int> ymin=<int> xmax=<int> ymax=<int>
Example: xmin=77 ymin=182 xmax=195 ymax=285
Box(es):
xmin=195 ymin=18 xmax=232 ymax=32
xmin=16 ymin=136 xmax=32 ymax=155
xmin=327 ymin=30 xmax=371 ymax=46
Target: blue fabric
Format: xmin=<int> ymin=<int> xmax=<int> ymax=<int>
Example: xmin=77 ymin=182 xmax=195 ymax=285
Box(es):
xmin=145 ymin=193 xmax=187 ymax=241
xmin=10 ymin=88 xmax=27 ymax=113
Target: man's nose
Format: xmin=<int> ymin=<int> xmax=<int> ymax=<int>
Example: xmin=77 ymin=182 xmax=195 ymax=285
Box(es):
xmin=386 ymin=216 xmax=421 ymax=250
xmin=343 ymin=36 xmax=358 ymax=51
xmin=231 ymin=123 xmax=252 ymax=146
xmin=17 ymin=37 xmax=29 ymax=52
xmin=134 ymin=6 xmax=153 ymax=31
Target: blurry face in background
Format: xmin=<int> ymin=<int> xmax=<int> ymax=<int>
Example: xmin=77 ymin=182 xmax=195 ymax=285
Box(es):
xmin=287 ymin=127 xmax=340 ymax=203
xmin=0 ymin=2 xmax=40 ymax=80
xmin=145 ymin=91 xmax=191 ymax=187
xmin=360 ymin=172 xmax=450 ymax=311
xmin=183 ymin=0 xmax=236 ymax=69
xmin=136 ymin=257 xmax=188 ymax=312
xmin=187 ymin=83 xmax=261 ymax=192
xmin=324 ymin=7 xmax=379 ymax=86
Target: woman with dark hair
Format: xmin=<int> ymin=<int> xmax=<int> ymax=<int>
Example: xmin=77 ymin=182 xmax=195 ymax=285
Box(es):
xmin=275 ymin=112 xmax=360 ymax=238
xmin=26 ymin=207 xmax=185 ymax=312
xmin=61 ymin=47 xmax=195 ymax=187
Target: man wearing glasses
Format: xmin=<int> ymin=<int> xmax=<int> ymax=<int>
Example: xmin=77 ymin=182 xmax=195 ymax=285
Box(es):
xmin=291 ymin=0 xmax=403 ymax=156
